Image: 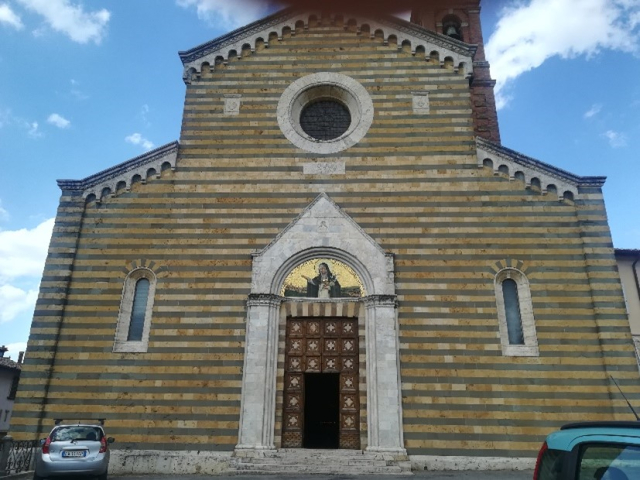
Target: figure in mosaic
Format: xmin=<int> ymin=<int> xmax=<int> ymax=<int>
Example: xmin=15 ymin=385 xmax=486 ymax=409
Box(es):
xmin=302 ymin=262 xmax=341 ymax=298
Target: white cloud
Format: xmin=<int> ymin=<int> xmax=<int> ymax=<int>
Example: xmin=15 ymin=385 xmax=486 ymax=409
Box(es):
xmin=4 ymin=342 xmax=27 ymax=360
xmin=602 ymin=130 xmax=628 ymax=147
xmin=16 ymin=0 xmax=110 ymax=44
xmin=47 ymin=113 xmax=70 ymax=129
xmin=27 ymin=121 xmax=41 ymax=138
xmin=125 ymin=133 xmax=154 ymax=151
xmin=0 ymin=218 xmax=54 ymax=282
xmin=584 ymin=103 xmax=603 ymax=119
xmin=0 ymin=285 xmax=38 ymax=323
xmin=486 ymin=0 xmax=640 ymax=108
xmin=176 ymin=0 xmax=272 ymax=29
xmin=0 ymin=218 xmax=53 ymax=325
xmin=0 ymin=3 xmax=24 ymax=29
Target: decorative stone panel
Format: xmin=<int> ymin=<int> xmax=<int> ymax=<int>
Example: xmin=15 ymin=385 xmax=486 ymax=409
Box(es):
xmin=224 ymin=94 xmax=242 ymax=115
xmin=412 ymin=92 xmax=430 ymax=114
xmin=302 ymin=161 xmax=346 ymax=175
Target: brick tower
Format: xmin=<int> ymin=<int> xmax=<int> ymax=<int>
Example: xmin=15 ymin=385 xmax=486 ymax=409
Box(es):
xmin=411 ymin=0 xmax=500 ymax=143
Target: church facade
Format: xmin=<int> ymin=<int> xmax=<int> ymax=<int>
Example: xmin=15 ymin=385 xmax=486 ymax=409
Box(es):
xmin=12 ymin=1 xmax=639 ymax=474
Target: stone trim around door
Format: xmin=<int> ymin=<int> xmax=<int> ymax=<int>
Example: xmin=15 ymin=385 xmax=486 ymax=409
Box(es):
xmin=236 ymin=194 xmax=405 ymax=456
xmin=236 ymin=295 xmax=405 ymax=456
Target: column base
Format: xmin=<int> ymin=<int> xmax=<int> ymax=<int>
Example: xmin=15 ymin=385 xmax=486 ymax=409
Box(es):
xmin=366 ymin=446 xmax=408 ymax=456
xmin=233 ymin=445 xmax=277 ymax=458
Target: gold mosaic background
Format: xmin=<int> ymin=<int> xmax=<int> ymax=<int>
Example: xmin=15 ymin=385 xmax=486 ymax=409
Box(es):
xmin=281 ymin=258 xmax=365 ymax=297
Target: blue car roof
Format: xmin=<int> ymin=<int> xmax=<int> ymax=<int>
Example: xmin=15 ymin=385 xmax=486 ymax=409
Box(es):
xmin=546 ymin=422 xmax=640 ymax=451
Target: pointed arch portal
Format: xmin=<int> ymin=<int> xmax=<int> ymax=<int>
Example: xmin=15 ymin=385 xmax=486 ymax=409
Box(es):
xmin=235 ymin=194 xmax=406 ymax=454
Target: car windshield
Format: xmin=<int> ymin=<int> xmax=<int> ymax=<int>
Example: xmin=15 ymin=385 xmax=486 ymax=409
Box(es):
xmin=578 ymin=443 xmax=640 ymax=480
xmin=50 ymin=426 xmax=102 ymax=442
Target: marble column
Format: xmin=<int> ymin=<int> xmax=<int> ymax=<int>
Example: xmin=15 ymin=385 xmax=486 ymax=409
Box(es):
xmin=235 ymin=294 xmax=282 ymax=452
xmin=364 ymin=295 xmax=406 ymax=454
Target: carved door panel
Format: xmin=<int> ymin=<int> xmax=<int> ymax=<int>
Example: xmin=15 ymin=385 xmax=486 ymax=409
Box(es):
xmin=283 ymin=319 xmax=306 ymax=448
xmin=337 ymin=320 xmax=360 ymax=449
xmin=282 ymin=317 xmax=360 ymax=449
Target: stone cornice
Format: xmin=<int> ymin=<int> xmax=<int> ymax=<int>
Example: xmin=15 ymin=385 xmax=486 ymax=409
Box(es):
xmin=178 ymin=8 xmax=476 ymax=83
xmin=476 ymin=138 xmax=606 ymax=198
xmin=373 ymin=14 xmax=477 ymax=57
xmin=57 ymin=141 xmax=179 ymax=200
xmin=179 ymin=7 xmax=299 ymax=64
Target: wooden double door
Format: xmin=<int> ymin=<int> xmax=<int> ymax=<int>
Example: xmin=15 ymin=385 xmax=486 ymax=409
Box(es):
xmin=282 ymin=317 xmax=360 ymax=449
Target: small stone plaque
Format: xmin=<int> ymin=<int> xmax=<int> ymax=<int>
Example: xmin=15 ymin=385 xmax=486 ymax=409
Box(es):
xmin=412 ymin=92 xmax=430 ymax=114
xmin=224 ymin=94 xmax=241 ymax=115
xmin=302 ymin=161 xmax=346 ymax=175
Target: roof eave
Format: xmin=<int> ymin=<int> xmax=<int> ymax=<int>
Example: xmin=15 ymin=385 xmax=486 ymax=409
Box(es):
xmin=615 ymin=249 xmax=640 ymax=257
xmin=178 ymin=7 xmax=476 ymax=67
xmin=57 ymin=141 xmax=179 ymax=193
xmin=476 ymin=137 xmax=606 ymax=189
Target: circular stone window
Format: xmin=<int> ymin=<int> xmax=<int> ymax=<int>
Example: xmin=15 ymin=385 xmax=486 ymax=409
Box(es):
xmin=277 ymin=72 xmax=374 ymax=154
xmin=300 ymin=100 xmax=352 ymax=141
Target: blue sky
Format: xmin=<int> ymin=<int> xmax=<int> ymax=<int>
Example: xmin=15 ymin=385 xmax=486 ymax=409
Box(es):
xmin=1 ymin=0 xmax=639 ymax=358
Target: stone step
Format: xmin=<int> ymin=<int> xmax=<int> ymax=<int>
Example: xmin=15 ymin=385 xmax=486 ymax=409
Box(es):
xmin=277 ymin=448 xmax=368 ymax=456
xmin=232 ymin=448 xmax=413 ymax=475
xmin=235 ymin=463 xmax=405 ymax=475
xmin=237 ymin=457 xmax=391 ymax=466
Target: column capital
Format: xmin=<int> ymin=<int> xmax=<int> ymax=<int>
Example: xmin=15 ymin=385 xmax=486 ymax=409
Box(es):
xmin=363 ymin=294 xmax=397 ymax=308
xmin=247 ymin=293 xmax=283 ymax=308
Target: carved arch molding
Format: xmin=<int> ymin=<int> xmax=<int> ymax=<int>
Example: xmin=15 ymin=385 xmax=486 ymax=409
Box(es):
xmin=235 ymin=194 xmax=406 ymax=454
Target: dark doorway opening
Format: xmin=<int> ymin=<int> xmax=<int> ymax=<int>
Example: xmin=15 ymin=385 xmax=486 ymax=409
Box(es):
xmin=304 ymin=373 xmax=339 ymax=449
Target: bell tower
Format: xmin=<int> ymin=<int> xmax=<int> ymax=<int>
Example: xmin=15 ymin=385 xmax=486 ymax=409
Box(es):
xmin=411 ymin=1 xmax=500 ymax=144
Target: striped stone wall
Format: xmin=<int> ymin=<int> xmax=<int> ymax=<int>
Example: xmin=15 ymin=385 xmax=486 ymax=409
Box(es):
xmin=12 ymin=16 xmax=639 ymax=458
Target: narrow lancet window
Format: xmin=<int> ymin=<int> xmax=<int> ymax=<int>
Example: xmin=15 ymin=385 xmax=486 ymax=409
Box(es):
xmin=128 ymin=278 xmax=150 ymax=341
xmin=502 ymin=278 xmax=524 ymax=345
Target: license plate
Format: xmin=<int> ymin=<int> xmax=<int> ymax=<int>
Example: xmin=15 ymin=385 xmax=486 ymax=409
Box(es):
xmin=62 ymin=450 xmax=86 ymax=458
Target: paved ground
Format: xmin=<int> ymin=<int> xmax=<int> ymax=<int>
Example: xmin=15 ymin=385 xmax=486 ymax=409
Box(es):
xmin=112 ymin=472 xmax=533 ymax=479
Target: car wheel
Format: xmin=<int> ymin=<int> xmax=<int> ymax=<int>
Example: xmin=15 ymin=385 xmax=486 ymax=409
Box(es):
xmin=33 ymin=473 xmax=44 ymax=480
xmin=97 ymin=472 xmax=108 ymax=480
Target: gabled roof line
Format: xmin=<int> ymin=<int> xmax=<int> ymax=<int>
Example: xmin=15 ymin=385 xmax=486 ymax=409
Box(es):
xmin=253 ymin=192 xmax=389 ymax=259
xmin=374 ymin=12 xmax=477 ymax=56
xmin=179 ymin=7 xmax=298 ymax=64
xmin=178 ymin=7 xmax=476 ymax=67
xmin=477 ymin=137 xmax=606 ymax=188
xmin=57 ymin=141 xmax=179 ymax=192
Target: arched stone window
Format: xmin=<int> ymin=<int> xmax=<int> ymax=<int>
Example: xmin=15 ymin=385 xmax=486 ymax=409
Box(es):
xmin=494 ymin=268 xmax=539 ymax=357
xmin=113 ymin=268 xmax=157 ymax=353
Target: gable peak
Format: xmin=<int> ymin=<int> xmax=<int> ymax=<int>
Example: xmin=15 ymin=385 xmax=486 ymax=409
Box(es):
xmin=179 ymin=8 xmax=475 ymax=84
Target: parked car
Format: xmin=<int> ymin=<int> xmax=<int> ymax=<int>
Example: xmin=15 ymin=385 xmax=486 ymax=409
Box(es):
xmin=534 ymin=421 xmax=640 ymax=479
xmin=33 ymin=421 xmax=115 ymax=480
